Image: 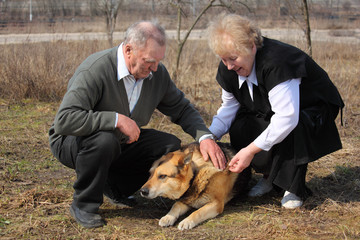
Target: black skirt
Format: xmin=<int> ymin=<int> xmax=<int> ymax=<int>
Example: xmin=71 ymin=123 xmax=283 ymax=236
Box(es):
xmin=228 ymin=103 xmax=342 ymax=199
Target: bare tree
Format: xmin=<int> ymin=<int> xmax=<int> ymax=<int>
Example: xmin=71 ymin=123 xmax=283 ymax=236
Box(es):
xmin=284 ymin=0 xmax=312 ymax=57
xmin=95 ymin=0 xmax=123 ymax=47
xmin=169 ymin=0 xmax=248 ymax=82
xmin=301 ymin=0 xmax=312 ymax=57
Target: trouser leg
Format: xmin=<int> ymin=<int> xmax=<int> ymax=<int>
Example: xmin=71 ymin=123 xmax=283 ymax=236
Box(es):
xmin=50 ymin=128 xmax=181 ymax=212
xmin=270 ymin=133 xmax=312 ymax=199
xmin=108 ymin=128 xmax=181 ymax=197
xmin=50 ymin=131 xmax=122 ymax=213
xmin=229 ymin=114 xmax=273 ymax=174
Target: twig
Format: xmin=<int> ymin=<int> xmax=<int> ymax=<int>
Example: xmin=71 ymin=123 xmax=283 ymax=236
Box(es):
xmin=254 ymin=206 xmax=280 ymax=213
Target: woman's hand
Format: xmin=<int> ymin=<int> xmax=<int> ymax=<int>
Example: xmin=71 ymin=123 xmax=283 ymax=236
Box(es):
xmin=229 ymin=142 xmax=262 ymax=173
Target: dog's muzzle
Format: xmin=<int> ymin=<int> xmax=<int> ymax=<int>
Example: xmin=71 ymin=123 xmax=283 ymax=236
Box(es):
xmin=140 ymin=188 xmax=149 ymax=198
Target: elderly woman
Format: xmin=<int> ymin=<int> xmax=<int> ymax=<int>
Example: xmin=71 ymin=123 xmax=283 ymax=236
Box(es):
xmin=206 ymin=14 xmax=344 ymax=209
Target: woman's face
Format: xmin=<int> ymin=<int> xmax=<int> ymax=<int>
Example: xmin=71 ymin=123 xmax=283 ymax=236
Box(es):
xmin=219 ymin=44 xmax=257 ymax=77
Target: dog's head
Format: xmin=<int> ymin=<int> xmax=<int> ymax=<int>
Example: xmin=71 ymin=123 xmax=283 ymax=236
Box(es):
xmin=140 ymin=150 xmax=194 ymax=200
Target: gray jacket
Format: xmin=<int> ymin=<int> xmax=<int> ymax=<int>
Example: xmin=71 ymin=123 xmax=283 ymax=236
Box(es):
xmin=49 ymin=46 xmax=210 ymax=145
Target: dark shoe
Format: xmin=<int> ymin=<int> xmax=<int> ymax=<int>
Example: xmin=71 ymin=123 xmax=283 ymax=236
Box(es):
xmin=103 ymin=183 xmax=137 ymax=207
xmin=70 ymin=204 xmax=105 ymax=228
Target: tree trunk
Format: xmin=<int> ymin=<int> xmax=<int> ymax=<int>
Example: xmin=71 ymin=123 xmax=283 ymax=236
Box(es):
xmin=173 ymin=0 xmax=217 ymax=82
xmin=302 ymin=0 xmax=312 ymax=57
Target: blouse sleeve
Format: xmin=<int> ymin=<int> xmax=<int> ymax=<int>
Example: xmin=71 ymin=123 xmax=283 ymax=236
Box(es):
xmin=253 ymin=78 xmax=301 ymax=151
xmin=209 ymin=89 xmax=240 ymax=139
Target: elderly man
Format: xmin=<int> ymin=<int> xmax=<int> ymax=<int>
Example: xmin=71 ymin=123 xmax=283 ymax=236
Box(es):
xmin=49 ymin=21 xmax=225 ymax=228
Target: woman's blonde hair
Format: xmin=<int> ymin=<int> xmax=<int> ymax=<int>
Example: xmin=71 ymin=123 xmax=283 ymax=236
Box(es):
xmin=207 ymin=13 xmax=263 ymax=56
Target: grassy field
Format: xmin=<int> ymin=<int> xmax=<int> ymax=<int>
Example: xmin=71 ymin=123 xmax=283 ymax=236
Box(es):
xmin=0 ymin=31 xmax=360 ymax=239
xmin=0 ymin=96 xmax=359 ymax=240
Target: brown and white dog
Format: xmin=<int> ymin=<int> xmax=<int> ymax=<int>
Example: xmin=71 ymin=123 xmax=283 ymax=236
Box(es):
xmin=140 ymin=142 xmax=250 ymax=230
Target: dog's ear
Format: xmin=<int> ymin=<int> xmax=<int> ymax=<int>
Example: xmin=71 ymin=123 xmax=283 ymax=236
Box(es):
xmin=175 ymin=152 xmax=193 ymax=169
xmin=150 ymin=153 xmax=174 ymax=173
xmin=183 ymin=152 xmax=193 ymax=165
xmin=181 ymin=142 xmax=200 ymax=155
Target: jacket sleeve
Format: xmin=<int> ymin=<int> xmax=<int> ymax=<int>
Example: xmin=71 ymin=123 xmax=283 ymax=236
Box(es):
xmin=156 ymin=67 xmax=211 ymax=141
xmin=53 ymin=70 xmax=116 ymax=136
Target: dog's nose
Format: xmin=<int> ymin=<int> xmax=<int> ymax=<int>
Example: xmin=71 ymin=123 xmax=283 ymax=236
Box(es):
xmin=140 ymin=188 xmax=149 ymax=197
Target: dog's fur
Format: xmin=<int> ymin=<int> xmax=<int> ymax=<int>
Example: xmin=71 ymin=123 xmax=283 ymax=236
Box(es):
xmin=140 ymin=142 xmax=250 ymax=230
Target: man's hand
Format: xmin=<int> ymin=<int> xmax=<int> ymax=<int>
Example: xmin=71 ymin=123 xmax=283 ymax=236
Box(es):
xmin=116 ymin=113 xmax=140 ymax=144
xmin=229 ymin=142 xmax=262 ymax=173
xmin=200 ymin=138 xmax=226 ymax=170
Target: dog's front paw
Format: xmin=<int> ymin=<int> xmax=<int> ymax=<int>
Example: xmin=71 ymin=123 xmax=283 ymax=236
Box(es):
xmin=159 ymin=215 xmax=177 ymax=227
xmin=177 ymin=218 xmax=196 ymax=230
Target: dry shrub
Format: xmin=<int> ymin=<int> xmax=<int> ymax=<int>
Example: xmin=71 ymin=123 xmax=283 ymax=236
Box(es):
xmin=0 ymin=40 xmax=108 ymax=101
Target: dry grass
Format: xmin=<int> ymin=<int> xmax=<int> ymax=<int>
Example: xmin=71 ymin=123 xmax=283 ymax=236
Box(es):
xmin=0 ymin=40 xmax=110 ymax=102
xmin=0 ymin=22 xmax=359 ymax=239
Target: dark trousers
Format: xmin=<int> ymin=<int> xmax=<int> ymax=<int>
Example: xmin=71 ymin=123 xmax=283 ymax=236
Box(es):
xmin=50 ymin=129 xmax=181 ymax=213
xmin=229 ymin=114 xmax=310 ymax=199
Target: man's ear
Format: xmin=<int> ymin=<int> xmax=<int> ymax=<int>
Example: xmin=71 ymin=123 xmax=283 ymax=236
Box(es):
xmin=124 ymin=44 xmax=132 ymax=56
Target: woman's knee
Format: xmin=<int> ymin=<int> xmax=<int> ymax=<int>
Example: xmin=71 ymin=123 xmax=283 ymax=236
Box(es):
xmin=229 ymin=114 xmax=270 ymax=150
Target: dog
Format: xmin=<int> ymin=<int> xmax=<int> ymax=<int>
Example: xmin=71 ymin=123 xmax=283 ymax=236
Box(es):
xmin=140 ymin=142 xmax=250 ymax=230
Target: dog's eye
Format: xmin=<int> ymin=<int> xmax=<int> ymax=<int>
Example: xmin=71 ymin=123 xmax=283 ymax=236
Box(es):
xmin=158 ymin=174 xmax=167 ymax=180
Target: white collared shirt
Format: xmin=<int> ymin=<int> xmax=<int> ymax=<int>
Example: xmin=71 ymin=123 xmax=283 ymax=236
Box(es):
xmin=209 ymin=62 xmax=301 ymax=151
xmin=114 ymin=43 xmax=152 ymax=127
xmin=117 ymin=43 xmax=152 ymax=112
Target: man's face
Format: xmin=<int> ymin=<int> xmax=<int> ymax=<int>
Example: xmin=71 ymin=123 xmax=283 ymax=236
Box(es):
xmin=124 ymin=39 xmax=166 ymax=80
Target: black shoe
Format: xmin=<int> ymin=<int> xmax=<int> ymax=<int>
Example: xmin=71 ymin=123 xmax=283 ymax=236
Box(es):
xmin=69 ymin=204 xmax=105 ymax=228
xmin=103 ymin=183 xmax=137 ymax=207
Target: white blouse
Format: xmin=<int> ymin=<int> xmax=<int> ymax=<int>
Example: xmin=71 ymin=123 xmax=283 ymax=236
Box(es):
xmin=209 ymin=63 xmax=301 ymax=151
